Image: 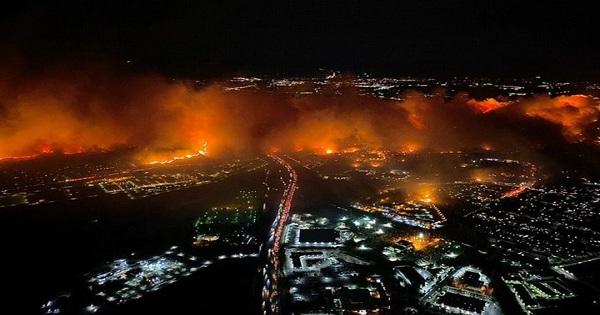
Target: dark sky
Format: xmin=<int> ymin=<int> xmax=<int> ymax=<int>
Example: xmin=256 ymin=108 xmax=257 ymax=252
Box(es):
xmin=1 ymin=1 xmax=598 ymax=79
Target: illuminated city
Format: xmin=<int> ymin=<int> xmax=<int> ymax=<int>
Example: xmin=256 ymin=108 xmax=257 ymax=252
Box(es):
xmin=2 ymin=2 xmax=600 ymax=314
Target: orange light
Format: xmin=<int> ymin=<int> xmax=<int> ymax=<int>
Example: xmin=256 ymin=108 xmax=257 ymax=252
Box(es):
xmin=400 ymin=143 xmax=420 ymax=154
xmin=410 ymin=184 xmax=438 ymax=204
xmin=342 ymin=146 xmax=360 ymax=153
xmin=40 ymin=145 xmax=54 ymax=154
xmin=141 ymin=143 xmax=208 ymax=165
xmin=471 ymin=169 xmax=491 ymax=183
xmin=502 ymin=184 xmax=530 ymax=198
xmin=467 ymin=98 xmax=510 ymax=114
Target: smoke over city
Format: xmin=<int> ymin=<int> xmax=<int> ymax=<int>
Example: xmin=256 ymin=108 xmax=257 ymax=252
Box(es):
xmin=1 ymin=65 xmax=599 ymax=163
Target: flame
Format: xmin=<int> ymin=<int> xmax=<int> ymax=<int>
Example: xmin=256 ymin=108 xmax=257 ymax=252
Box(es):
xmin=1 ymin=65 xmax=598 ymax=162
xmin=412 ymin=184 xmax=438 ymax=204
xmin=342 ymin=146 xmax=360 ymax=153
xmin=502 ymin=184 xmax=530 ymax=198
xmin=481 ymin=143 xmax=493 ymax=151
xmin=400 ymin=143 xmax=421 ymax=154
xmin=471 ymin=169 xmax=492 ymax=183
xmin=467 ymin=98 xmax=511 ymax=113
xmin=143 ymin=141 xmax=208 ymax=165
xmin=522 ymin=94 xmax=599 ymax=142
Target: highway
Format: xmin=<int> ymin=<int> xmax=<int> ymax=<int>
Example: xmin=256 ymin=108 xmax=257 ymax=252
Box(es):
xmin=261 ymin=154 xmax=298 ymax=315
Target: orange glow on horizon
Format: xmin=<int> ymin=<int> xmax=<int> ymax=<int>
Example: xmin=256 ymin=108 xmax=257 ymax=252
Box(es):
xmin=523 ymin=94 xmax=598 ymax=142
xmin=141 ymin=141 xmax=208 ymax=165
xmin=1 ymin=68 xmax=598 ymax=162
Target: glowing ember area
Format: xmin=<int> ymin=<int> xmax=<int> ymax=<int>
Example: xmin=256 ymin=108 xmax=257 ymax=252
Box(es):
xmin=502 ymin=184 xmax=530 ymax=198
xmin=0 ymin=153 xmax=45 ymax=162
xmin=522 ymin=94 xmax=599 ymax=142
xmin=419 ymin=194 xmax=434 ymax=204
xmin=342 ymin=146 xmax=360 ymax=153
xmin=147 ymin=148 xmax=208 ymax=165
xmin=471 ymin=169 xmax=492 ymax=183
xmin=1 ymin=69 xmax=599 ymax=162
xmin=144 ymin=142 xmax=208 ymax=165
xmin=481 ymin=143 xmax=494 ymax=151
xmin=467 ymin=98 xmax=511 ymax=113
xmin=408 ymin=184 xmax=439 ymax=205
xmin=399 ymin=143 xmax=421 ymax=154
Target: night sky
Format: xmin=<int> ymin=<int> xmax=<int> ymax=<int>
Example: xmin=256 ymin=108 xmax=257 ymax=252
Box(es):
xmin=1 ymin=1 xmax=598 ymax=79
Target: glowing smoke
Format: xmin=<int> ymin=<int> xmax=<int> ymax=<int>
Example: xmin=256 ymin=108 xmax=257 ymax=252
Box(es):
xmin=0 ymin=65 xmax=599 ymax=163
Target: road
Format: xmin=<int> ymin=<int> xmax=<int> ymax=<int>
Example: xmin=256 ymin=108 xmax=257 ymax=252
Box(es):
xmin=261 ymin=154 xmax=298 ymax=315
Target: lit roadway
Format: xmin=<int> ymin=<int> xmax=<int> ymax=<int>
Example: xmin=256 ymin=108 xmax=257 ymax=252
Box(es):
xmin=262 ymin=154 xmax=298 ymax=315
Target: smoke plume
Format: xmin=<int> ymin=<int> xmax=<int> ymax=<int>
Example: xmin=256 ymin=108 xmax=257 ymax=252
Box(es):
xmin=1 ymin=65 xmax=599 ymax=163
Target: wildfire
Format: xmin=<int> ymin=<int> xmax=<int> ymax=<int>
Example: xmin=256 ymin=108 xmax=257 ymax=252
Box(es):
xmin=145 ymin=142 xmax=208 ymax=165
xmin=342 ymin=146 xmax=360 ymax=153
xmin=410 ymin=184 xmax=438 ymax=204
xmin=399 ymin=143 xmax=420 ymax=154
xmin=148 ymin=150 xmax=206 ymax=165
xmin=523 ymin=94 xmax=599 ymax=142
xmin=502 ymin=184 xmax=530 ymax=198
xmin=1 ymin=65 xmax=599 ymax=163
xmin=0 ymin=153 xmax=43 ymax=162
xmin=39 ymin=145 xmax=54 ymax=154
xmin=471 ymin=169 xmax=492 ymax=183
xmin=467 ymin=98 xmax=510 ymax=114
